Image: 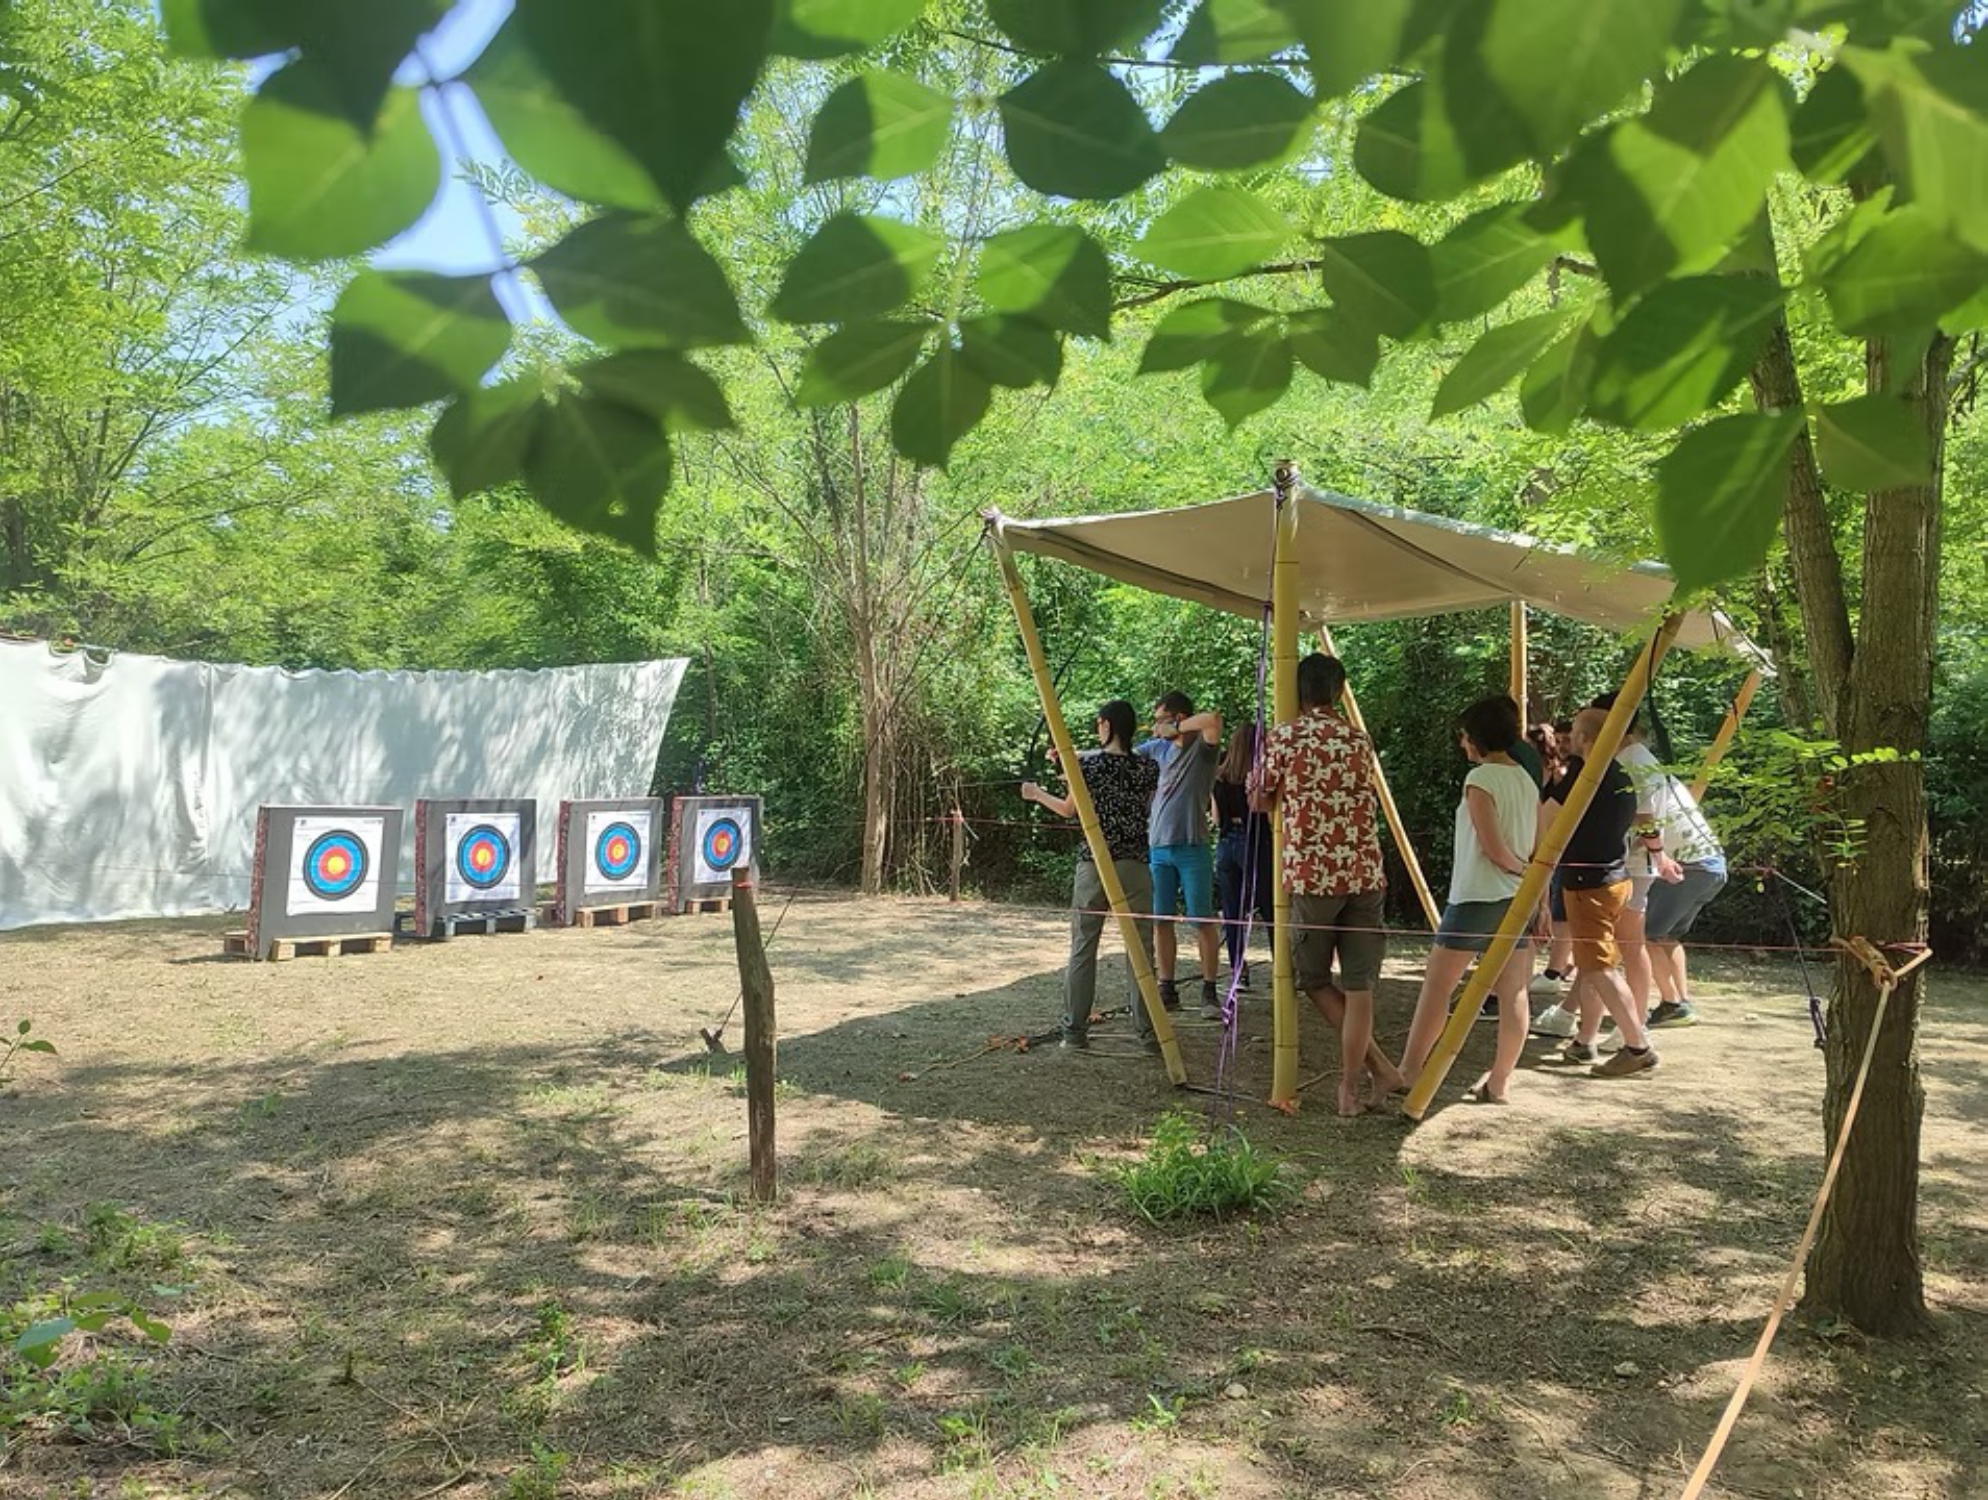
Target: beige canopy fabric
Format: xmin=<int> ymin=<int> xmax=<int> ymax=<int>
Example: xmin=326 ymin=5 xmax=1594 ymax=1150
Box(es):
xmin=991 ymin=486 xmax=1769 ymax=664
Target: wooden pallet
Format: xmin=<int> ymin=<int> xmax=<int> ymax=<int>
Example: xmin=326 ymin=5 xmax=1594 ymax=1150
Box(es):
xmin=568 ymin=900 xmax=666 ymax=929
xmin=395 ymin=908 xmax=536 ymax=940
xmin=223 ymin=931 xmax=393 ymax=962
xmin=679 ymin=896 xmax=731 ymax=916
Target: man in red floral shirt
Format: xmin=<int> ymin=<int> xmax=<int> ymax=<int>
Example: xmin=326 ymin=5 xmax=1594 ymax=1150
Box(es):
xmin=1256 ymin=653 xmax=1407 ymax=1116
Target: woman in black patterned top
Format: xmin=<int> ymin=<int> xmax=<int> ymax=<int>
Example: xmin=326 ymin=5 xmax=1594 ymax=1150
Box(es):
xmin=1022 ymin=701 xmax=1161 ymax=1050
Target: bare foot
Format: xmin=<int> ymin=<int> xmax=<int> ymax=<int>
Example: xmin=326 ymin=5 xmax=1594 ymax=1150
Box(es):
xmin=1366 ymin=1064 xmax=1408 ymax=1105
xmin=1337 ymin=1087 xmax=1367 ymax=1118
xmin=1465 ymin=1071 xmax=1509 ymax=1105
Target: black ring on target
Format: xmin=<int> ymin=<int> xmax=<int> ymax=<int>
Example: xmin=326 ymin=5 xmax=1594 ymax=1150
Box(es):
xmin=455 ymin=823 xmax=512 ymax=891
xmin=302 ymin=830 xmax=369 ymax=901
xmin=595 ymin=820 xmax=641 ymax=881
xmin=701 ymin=815 xmax=745 ymax=873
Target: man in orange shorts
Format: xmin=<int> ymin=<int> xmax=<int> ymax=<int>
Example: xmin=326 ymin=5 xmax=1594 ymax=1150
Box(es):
xmin=1539 ymin=707 xmax=1661 ymax=1078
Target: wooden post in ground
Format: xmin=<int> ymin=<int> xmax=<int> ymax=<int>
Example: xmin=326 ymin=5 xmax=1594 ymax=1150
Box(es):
xmin=730 ymin=868 xmax=778 ymax=1203
xmin=1403 ymin=615 xmax=1685 ymax=1120
xmin=949 ymin=806 xmax=965 ymax=903
xmin=1690 ymin=669 xmax=1764 ymax=802
xmin=1269 ymin=463 xmax=1302 ymax=1111
xmin=1317 ymin=624 xmax=1441 ymax=932
xmin=989 ymin=523 xmax=1187 ymax=1085
xmin=1509 ymin=601 xmax=1528 ymax=709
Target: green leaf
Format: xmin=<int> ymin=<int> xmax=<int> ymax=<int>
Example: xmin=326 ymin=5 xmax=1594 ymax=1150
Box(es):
xmin=1430 ymin=308 xmax=1575 ymax=418
xmin=959 ymin=316 xmax=1064 ymax=389
xmin=1790 ymin=65 xmax=1876 ymax=186
xmin=772 ymin=214 xmax=943 ymax=325
xmin=18 ymin=1039 xmax=56 ymax=1054
xmin=15 ymin=1019 xmax=29 ymax=1034
xmin=805 ymin=70 xmax=953 ymax=183
xmin=976 ymin=226 xmax=1113 ymax=339
xmin=523 ymin=392 xmax=671 ymax=556
xmin=1275 ymin=0 xmax=1413 ymax=98
xmin=1845 ymin=44 xmax=1988 ymax=257
xmin=1815 ymin=394 xmax=1934 ymax=492
xmin=514 ymin=0 xmax=774 ymax=213
xmin=164 ymin=0 xmax=446 ymax=127
xmin=1519 ymin=317 xmax=1602 ymax=434
xmin=1586 ymin=275 xmax=1784 ymax=430
xmin=328 ymin=272 xmax=509 ymax=418
xmin=890 ymin=348 xmax=992 ymax=467
xmin=1135 ymin=185 xmax=1292 ymax=281
xmin=1170 ymin=0 xmax=1297 ymax=63
xmin=467 ymin=23 xmax=663 ymax=211
xmin=1286 ymin=308 xmax=1379 ymax=387
xmin=130 ymin=1312 xmax=173 ymax=1344
xmin=1478 ymin=0 xmax=1684 ymax=158
xmin=1655 ymin=410 xmax=1806 ymax=593
xmin=1201 ymin=324 xmax=1292 ymax=427
xmin=430 ymin=378 xmax=549 ymax=499
xmin=532 ymin=215 xmax=748 ymax=349
xmin=998 ymin=62 xmax=1167 ymax=201
xmin=1317 ymin=231 xmax=1436 ymax=340
xmin=14 ymin=1318 xmax=74 ymax=1368
xmin=573 ymin=351 xmax=735 ymax=432
xmin=242 ymin=67 xmax=439 ymax=261
xmin=772 ymin=0 xmax=928 ymax=57
xmin=1137 ymin=298 xmax=1273 ymax=373
xmin=1818 ymin=203 xmax=1988 ymax=336
xmin=1430 ymin=204 xmax=1557 ymax=322
xmin=796 ymin=320 xmax=933 ymax=406
xmin=1567 ymin=57 xmax=1791 ymax=300
xmin=1354 ymin=76 xmax=1473 ymax=203
xmin=1160 ymin=73 xmax=1315 ymax=170
xmin=988 ymin=0 xmax=1167 ymax=56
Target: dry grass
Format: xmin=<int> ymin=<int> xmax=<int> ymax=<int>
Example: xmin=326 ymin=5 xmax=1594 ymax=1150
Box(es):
xmin=2 ymin=890 xmax=1985 ymax=1499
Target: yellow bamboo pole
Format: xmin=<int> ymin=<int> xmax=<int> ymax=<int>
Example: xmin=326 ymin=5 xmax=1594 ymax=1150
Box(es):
xmin=1268 ymin=465 xmax=1302 ymax=1110
xmin=1317 ymin=624 xmax=1441 ymax=932
xmin=1403 ymin=613 xmax=1686 ymax=1121
xmin=1690 ymin=668 xmax=1763 ymax=802
xmin=990 ymin=525 xmax=1186 ymax=1084
xmin=1509 ymin=601 xmax=1528 ymax=708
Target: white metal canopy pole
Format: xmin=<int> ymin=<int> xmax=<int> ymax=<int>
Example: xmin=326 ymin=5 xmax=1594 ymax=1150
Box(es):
xmin=1269 ymin=461 xmax=1302 ymax=1111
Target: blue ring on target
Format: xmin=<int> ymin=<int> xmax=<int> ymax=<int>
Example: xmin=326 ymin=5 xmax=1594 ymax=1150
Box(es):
xmin=456 ymin=823 xmax=512 ymax=891
xmin=595 ymin=820 xmax=641 ymax=881
xmin=701 ymin=815 xmax=745 ymax=873
xmin=303 ymin=830 xmax=368 ymax=901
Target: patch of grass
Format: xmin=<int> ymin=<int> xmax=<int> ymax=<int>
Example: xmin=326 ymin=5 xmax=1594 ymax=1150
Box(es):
xmin=922 ymin=1277 xmax=980 ymax=1325
xmin=936 ymin=1405 xmax=994 ymax=1472
xmin=1110 ymin=1112 xmax=1294 ymax=1225
xmin=890 ymin=1360 xmax=926 ymax=1391
xmin=1131 ymin=1392 xmax=1185 ymax=1434
xmin=867 ymin=1252 xmax=912 ymax=1290
xmin=835 ymin=1391 xmax=888 ymax=1439
xmin=988 ymin=1342 xmax=1037 ymax=1380
xmin=0 ymin=1293 xmax=204 ymax=1454
xmin=795 ymin=1143 xmax=897 ymax=1189
xmin=505 ymin=1440 xmax=571 ymax=1499
xmin=81 ymin=1204 xmax=185 ymax=1273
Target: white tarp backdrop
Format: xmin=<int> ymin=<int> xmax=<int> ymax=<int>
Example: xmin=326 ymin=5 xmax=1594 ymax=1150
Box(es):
xmin=0 ymin=640 xmax=686 ymax=931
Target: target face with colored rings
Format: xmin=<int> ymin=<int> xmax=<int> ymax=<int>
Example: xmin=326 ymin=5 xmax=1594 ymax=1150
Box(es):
xmin=701 ymin=816 xmax=744 ymax=872
xmin=595 ymin=821 xmax=641 ymax=881
xmin=302 ymin=830 xmax=368 ymax=901
xmin=455 ymin=824 xmax=512 ymax=890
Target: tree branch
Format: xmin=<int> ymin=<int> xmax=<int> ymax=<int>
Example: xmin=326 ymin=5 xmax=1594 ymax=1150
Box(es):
xmin=936 ymin=26 xmax=1306 ymax=73
xmin=1112 ymin=259 xmax=1324 ymax=312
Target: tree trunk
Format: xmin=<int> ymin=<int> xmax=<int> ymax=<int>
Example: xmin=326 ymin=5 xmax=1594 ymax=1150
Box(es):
xmin=859 ymin=695 xmax=893 ymax=895
xmin=1798 ymin=334 xmax=1951 ymax=1337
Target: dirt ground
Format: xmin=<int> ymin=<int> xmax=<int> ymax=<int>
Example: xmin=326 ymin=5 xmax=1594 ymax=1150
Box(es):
xmin=2 ymin=890 xmax=1985 ymax=1500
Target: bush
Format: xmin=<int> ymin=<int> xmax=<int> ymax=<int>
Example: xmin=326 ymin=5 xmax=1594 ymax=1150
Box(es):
xmin=1111 ymin=1111 xmax=1294 ymax=1225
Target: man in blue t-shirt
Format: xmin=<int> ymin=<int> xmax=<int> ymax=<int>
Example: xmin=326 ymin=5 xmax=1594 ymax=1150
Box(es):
xmin=1146 ymin=691 xmax=1225 ymax=1017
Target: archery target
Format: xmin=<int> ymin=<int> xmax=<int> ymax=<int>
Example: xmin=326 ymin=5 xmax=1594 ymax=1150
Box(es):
xmin=445 ymin=812 xmax=521 ymax=903
xmin=286 ymin=816 xmax=384 ymax=916
xmin=585 ymin=811 xmax=646 ymax=893
xmin=693 ymin=808 xmax=750 ymax=885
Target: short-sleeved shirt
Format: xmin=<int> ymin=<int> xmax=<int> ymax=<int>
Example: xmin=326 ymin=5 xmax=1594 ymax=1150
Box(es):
xmin=1543 ymin=754 xmax=1636 ymax=890
xmin=1617 ymin=741 xmax=1724 ymax=866
xmin=1076 ymin=750 xmax=1159 ymax=863
xmin=1149 ymin=734 xmax=1219 ymax=848
xmin=1450 ymin=761 xmax=1538 ymax=904
xmin=1259 ymin=708 xmax=1386 ymax=897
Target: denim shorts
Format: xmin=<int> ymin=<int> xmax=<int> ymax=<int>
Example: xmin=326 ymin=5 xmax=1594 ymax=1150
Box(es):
xmin=1150 ymin=841 xmax=1215 ymax=921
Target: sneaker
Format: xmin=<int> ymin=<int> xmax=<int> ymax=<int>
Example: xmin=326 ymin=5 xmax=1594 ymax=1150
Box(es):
xmin=1559 ymin=1039 xmax=1600 ymax=1065
xmin=1060 ymin=1033 xmax=1089 ymax=1052
xmin=1141 ymin=1035 xmax=1164 ymax=1056
xmin=1649 ymin=999 xmax=1699 ymax=1028
xmin=1597 ymin=1028 xmax=1624 ymax=1054
xmin=1199 ymin=982 xmax=1224 ymax=1021
xmin=1477 ymin=994 xmax=1500 ymax=1022
xmin=1238 ymin=963 xmax=1251 ymax=991
xmin=1159 ymin=980 xmax=1181 ymax=1012
xmin=1532 ymin=968 xmax=1569 ymax=997
xmin=1530 ymin=1003 xmax=1576 ymax=1039
xmin=1592 ymin=1046 xmax=1660 ymax=1079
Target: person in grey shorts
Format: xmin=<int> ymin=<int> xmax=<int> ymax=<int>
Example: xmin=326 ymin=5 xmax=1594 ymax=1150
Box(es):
xmin=1255 ymin=653 xmax=1407 ymax=1116
xmin=1642 ymin=776 xmax=1727 ymax=1028
xmin=1022 ymin=700 xmax=1161 ymax=1050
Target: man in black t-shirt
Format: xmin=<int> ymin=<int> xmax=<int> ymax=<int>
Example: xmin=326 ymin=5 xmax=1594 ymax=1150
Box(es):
xmin=1539 ymin=708 xmax=1661 ymax=1078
